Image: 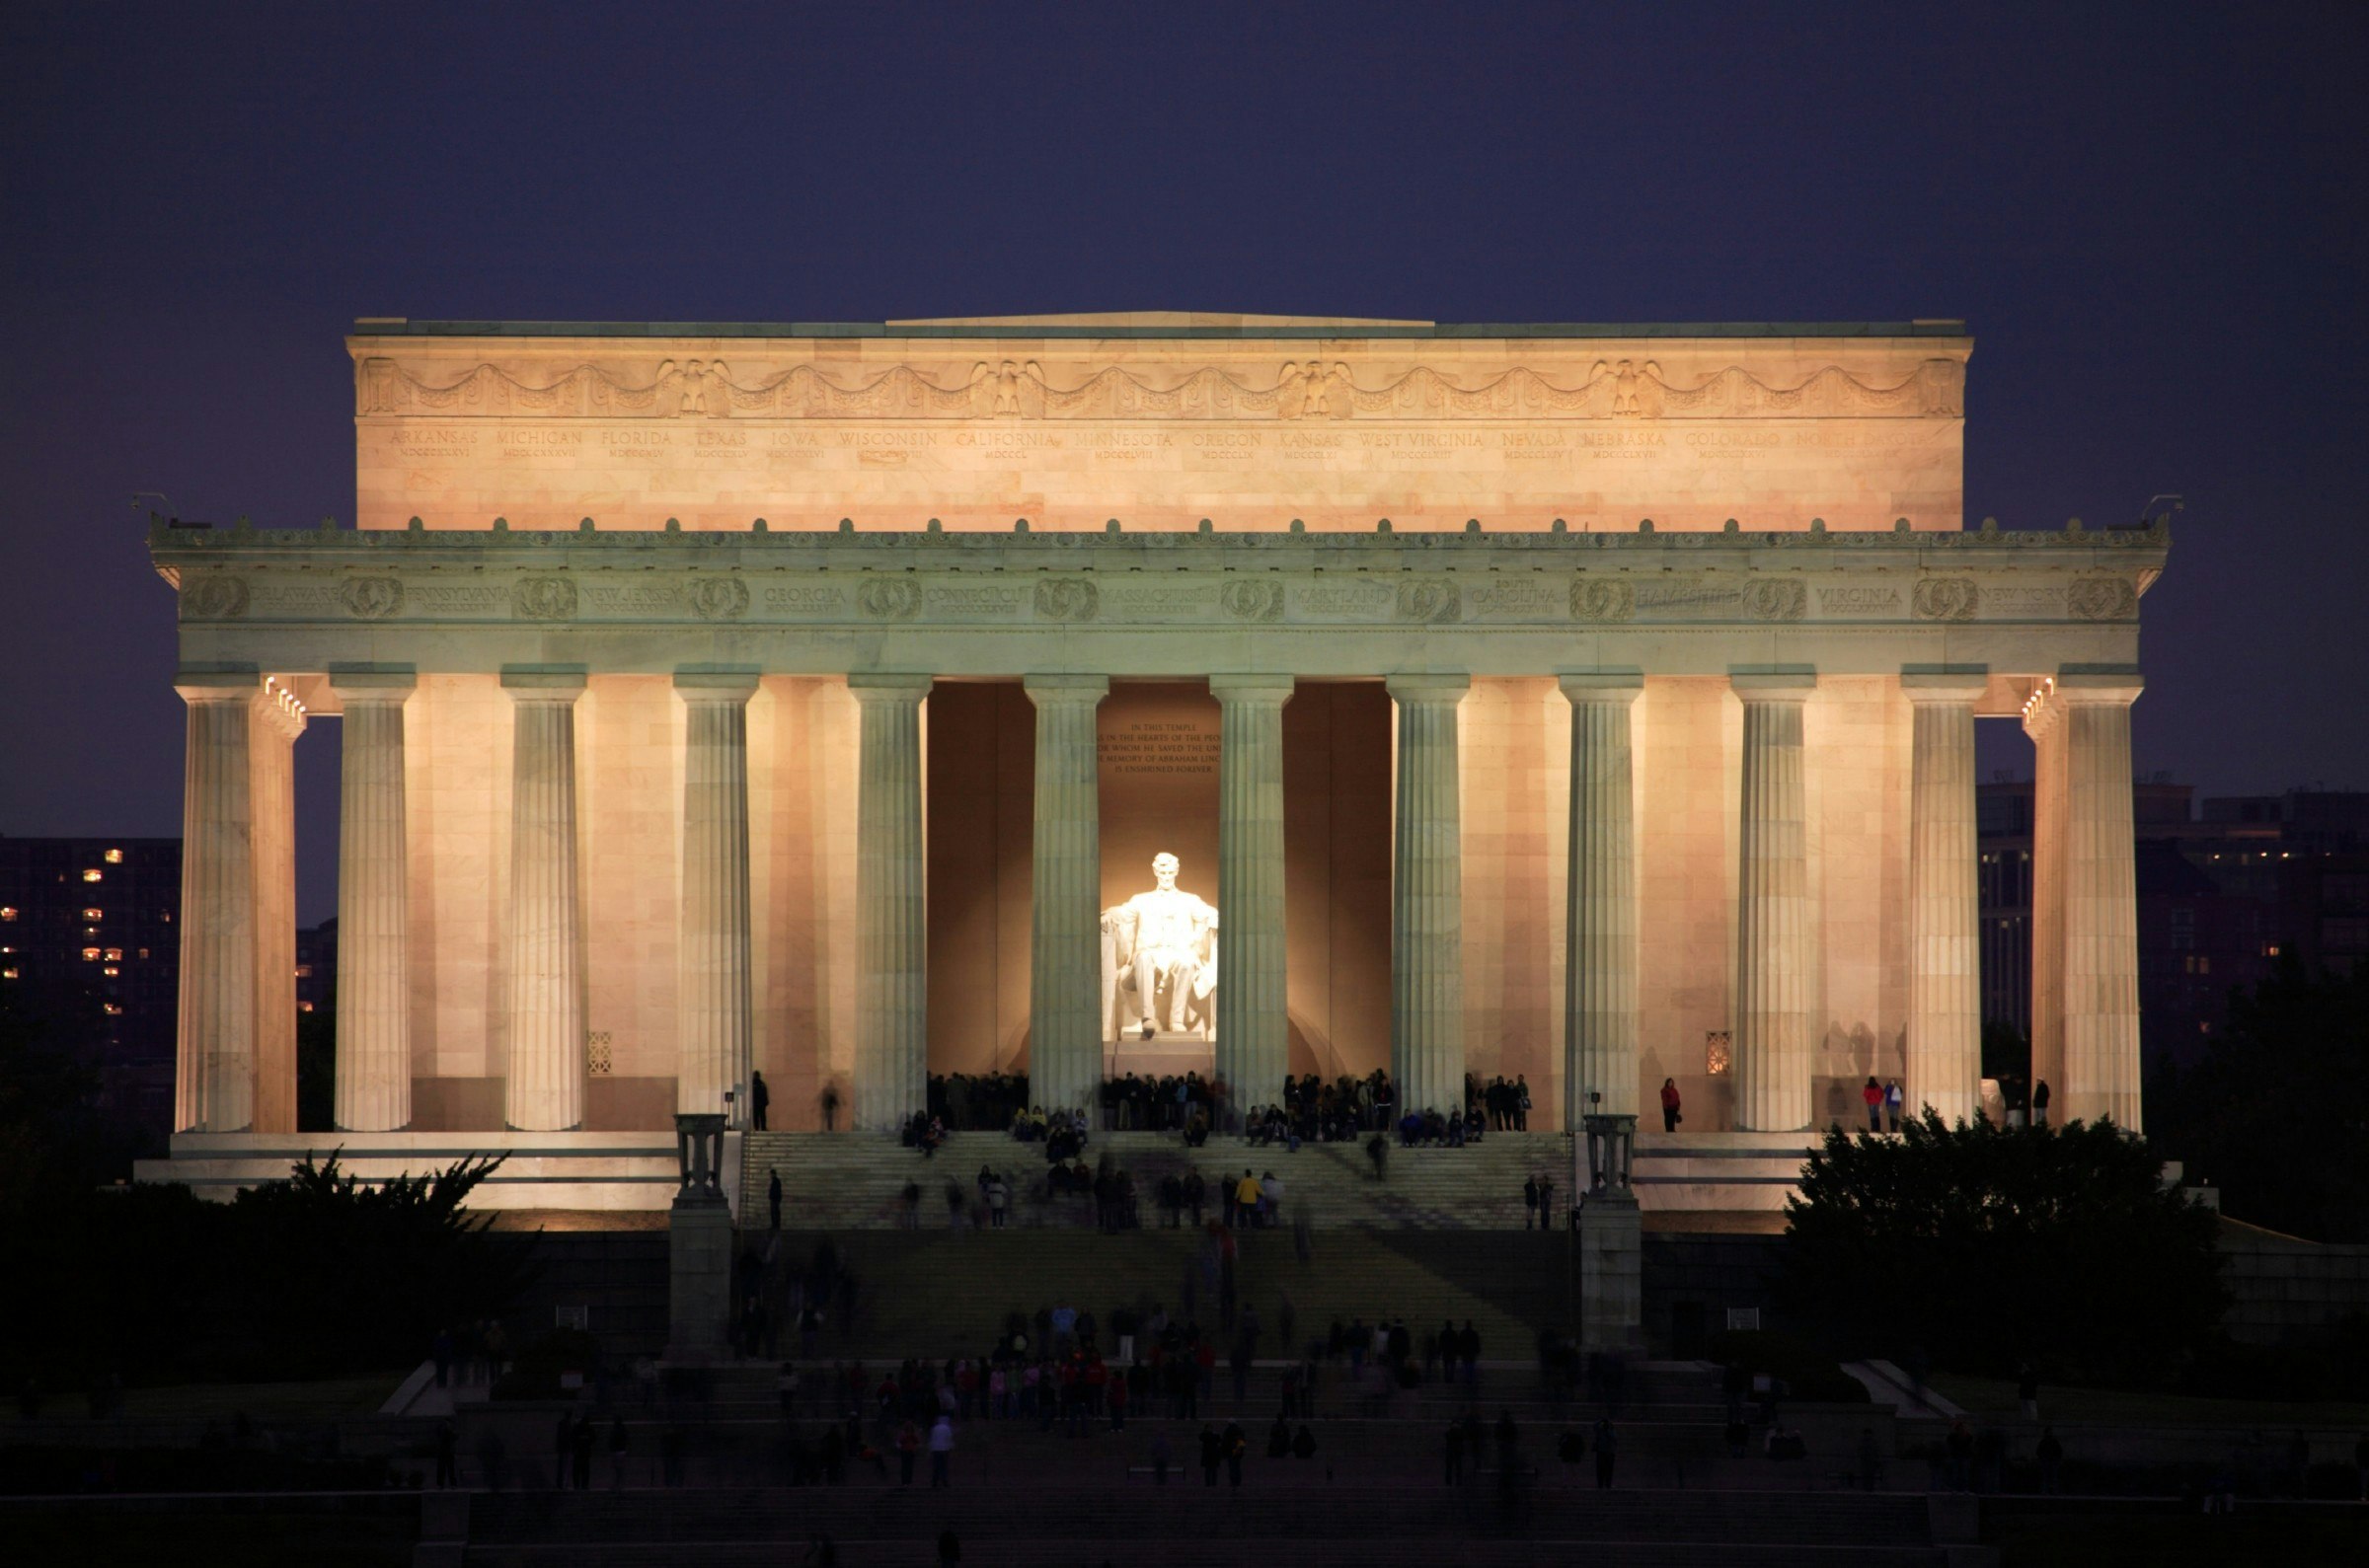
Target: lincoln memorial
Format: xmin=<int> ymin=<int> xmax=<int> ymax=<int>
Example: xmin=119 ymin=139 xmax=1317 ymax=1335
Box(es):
xmin=139 ymin=313 xmax=2168 ymax=1207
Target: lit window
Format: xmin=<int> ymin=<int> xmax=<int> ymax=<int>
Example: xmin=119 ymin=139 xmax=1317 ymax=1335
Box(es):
xmin=80 ymin=946 xmax=101 ymax=961
xmin=103 ymin=1004 xmax=122 ymax=1015
xmin=104 ymin=849 xmax=122 ymax=864
xmin=82 ymin=908 xmax=103 ymax=922
xmin=2266 ymin=943 xmax=2281 ymax=957
xmin=1 ymin=968 xmax=16 ymax=980
xmin=161 ymin=911 xmax=171 ymax=923
xmin=298 ymin=1001 xmax=315 ymax=1013
xmin=82 ymin=869 xmax=102 ymax=883
xmin=137 ymin=948 xmax=148 ymax=960
xmin=104 ymin=948 xmax=120 ymax=962
xmin=2198 ymin=956 xmax=2210 ymax=975
xmin=0 ymin=908 xmax=15 ymax=922
xmin=294 ymin=964 xmax=313 ymax=979
xmin=102 ymin=966 xmax=118 ymax=977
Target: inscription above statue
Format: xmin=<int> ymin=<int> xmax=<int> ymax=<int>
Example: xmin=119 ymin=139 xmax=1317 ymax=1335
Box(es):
xmin=1101 ymin=853 xmax=1218 ymax=1042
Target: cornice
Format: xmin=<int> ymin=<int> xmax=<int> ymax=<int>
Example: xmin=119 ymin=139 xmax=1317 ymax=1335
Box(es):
xmin=151 ymin=517 xmax=2169 ymax=566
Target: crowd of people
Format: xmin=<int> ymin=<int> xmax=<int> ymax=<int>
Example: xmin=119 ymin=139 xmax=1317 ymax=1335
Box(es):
xmin=905 ymin=1068 xmax=1539 ymax=1145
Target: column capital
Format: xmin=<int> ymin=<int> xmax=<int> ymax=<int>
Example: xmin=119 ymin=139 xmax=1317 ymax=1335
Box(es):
xmin=1559 ymin=671 xmax=1644 ymax=705
xmin=174 ymin=668 xmax=260 ymax=706
xmin=1207 ymin=674 xmax=1295 ymax=704
xmin=2022 ymin=670 xmax=2143 ymax=740
xmin=1729 ymin=669 xmax=1818 ymax=701
xmin=1023 ymin=674 xmax=1110 ymax=704
xmin=846 ymin=673 xmax=933 ymax=705
xmin=329 ymin=665 xmax=418 ymax=704
xmin=1385 ymin=673 xmax=1470 ymax=704
xmin=1899 ymin=668 xmax=1989 ymax=705
xmin=2049 ymin=669 xmax=2145 ymax=706
xmin=673 ymin=669 xmax=761 ymax=702
xmin=500 ymin=666 xmax=586 ymax=701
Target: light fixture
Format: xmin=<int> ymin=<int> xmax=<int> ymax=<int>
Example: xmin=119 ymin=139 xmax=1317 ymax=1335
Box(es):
xmin=82 ymin=869 xmax=102 ymax=883
xmin=104 ymin=849 xmax=122 ymax=864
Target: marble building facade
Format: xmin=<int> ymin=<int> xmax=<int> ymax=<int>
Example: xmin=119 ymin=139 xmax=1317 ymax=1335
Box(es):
xmin=138 ymin=314 xmax=2166 ymax=1206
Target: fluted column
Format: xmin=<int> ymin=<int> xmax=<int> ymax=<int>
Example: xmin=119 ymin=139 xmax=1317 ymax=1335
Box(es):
xmin=1025 ymin=676 xmax=1108 ymax=1118
xmin=1388 ymin=675 xmax=1468 ymax=1119
xmin=174 ymin=674 xmax=261 ymax=1133
xmin=2025 ymin=674 xmax=2144 ymax=1130
xmin=676 ymin=672 xmax=757 ymax=1121
xmin=1904 ymin=672 xmax=1985 ymax=1126
xmin=248 ymin=682 xmax=305 ymax=1134
xmin=1732 ymin=673 xmax=1816 ymax=1132
xmin=850 ymin=674 xmax=931 ymax=1131
xmin=502 ymin=670 xmax=586 ymax=1132
xmin=1211 ymin=676 xmax=1294 ymax=1117
xmin=1562 ymin=674 xmax=1643 ymax=1125
xmin=331 ymin=669 xmax=415 ymax=1132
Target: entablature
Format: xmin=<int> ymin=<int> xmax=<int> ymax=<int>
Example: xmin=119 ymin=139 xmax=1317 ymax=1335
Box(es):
xmin=151 ymin=519 xmax=2165 ymax=684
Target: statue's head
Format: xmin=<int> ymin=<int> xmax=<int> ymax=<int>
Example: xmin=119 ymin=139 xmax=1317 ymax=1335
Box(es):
xmin=1152 ymin=852 xmax=1180 ymax=890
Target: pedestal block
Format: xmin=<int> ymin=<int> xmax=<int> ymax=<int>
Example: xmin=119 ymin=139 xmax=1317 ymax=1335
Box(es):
xmin=1577 ymin=1194 xmax=1643 ymax=1354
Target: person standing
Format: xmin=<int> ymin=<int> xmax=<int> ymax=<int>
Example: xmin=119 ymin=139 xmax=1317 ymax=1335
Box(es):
xmin=1515 ymin=1075 xmax=1531 ymax=1131
xmin=894 ymin=1419 xmax=920 ymax=1485
xmin=928 ymin=1413 xmax=954 ymax=1488
xmin=2032 ymin=1080 xmax=2052 ymax=1129
xmin=1592 ymin=1416 xmax=1617 ymax=1489
xmin=1223 ymin=1420 xmax=1248 ymax=1488
xmin=1659 ymin=1079 xmax=1682 ymax=1134
xmin=751 ymin=1070 xmax=771 ymax=1131
xmin=2037 ymin=1427 xmax=2064 ymax=1494
xmin=820 ymin=1082 xmax=841 ymax=1133
xmin=1523 ymin=1174 xmax=1540 ymax=1231
xmin=1883 ymin=1080 xmax=1904 ymax=1133
xmin=1198 ymin=1424 xmax=1222 ymax=1486
xmin=571 ymin=1412 xmax=594 ymax=1490
xmin=1537 ymin=1174 xmax=1556 ymax=1235
xmin=1862 ymin=1077 xmax=1883 ymax=1132
xmin=768 ymin=1168 xmax=784 ymax=1232
xmin=2017 ymin=1362 xmax=2040 ymax=1421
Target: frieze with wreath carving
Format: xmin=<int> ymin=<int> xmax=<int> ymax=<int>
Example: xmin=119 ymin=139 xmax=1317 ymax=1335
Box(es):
xmin=356 ymin=355 xmax=1965 ymax=422
xmin=512 ymin=577 xmax=578 ymax=622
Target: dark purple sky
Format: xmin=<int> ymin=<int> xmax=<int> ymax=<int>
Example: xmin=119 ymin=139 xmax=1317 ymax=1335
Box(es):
xmin=3 ymin=3 xmax=2363 ymax=924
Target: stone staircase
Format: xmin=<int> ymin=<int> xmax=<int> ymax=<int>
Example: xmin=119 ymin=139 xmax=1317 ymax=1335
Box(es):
xmin=744 ymin=1228 xmax=1564 ymax=1361
xmin=742 ymin=1130 xmax=1577 ymax=1232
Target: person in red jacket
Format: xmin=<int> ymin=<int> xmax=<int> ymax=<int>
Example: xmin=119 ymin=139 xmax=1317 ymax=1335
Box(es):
xmin=1862 ymin=1077 xmax=1883 ymax=1132
xmin=1659 ymin=1079 xmax=1682 ymax=1133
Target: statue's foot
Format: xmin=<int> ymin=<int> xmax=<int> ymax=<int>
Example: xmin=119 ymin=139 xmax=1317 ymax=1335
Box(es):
xmin=1139 ymin=1020 xmax=1156 ymax=1041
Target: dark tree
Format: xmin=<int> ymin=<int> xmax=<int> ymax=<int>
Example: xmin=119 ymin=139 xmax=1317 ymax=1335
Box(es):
xmin=2155 ymin=956 xmax=2369 ymax=1243
xmin=1778 ymin=1112 xmax=2225 ymax=1384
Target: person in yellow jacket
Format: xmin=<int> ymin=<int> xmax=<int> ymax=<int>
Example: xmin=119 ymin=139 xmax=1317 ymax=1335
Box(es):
xmin=1235 ymin=1170 xmax=1262 ymax=1229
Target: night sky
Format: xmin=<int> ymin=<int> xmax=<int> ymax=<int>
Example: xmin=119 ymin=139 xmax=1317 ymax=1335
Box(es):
xmin=3 ymin=4 xmax=2363 ymax=923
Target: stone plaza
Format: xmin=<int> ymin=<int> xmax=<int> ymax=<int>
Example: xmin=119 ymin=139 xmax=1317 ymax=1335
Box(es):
xmin=135 ymin=313 xmax=2167 ymax=1210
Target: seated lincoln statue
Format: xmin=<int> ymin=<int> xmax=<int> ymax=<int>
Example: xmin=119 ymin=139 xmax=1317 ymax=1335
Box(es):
xmin=1101 ymin=853 xmax=1219 ymax=1042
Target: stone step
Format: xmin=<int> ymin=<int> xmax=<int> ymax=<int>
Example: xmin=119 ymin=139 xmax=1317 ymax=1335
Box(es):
xmin=465 ymin=1539 xmax=1951 ymax=1568
xmin=464 ymin=1485 xmax=1935 ymax=1547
